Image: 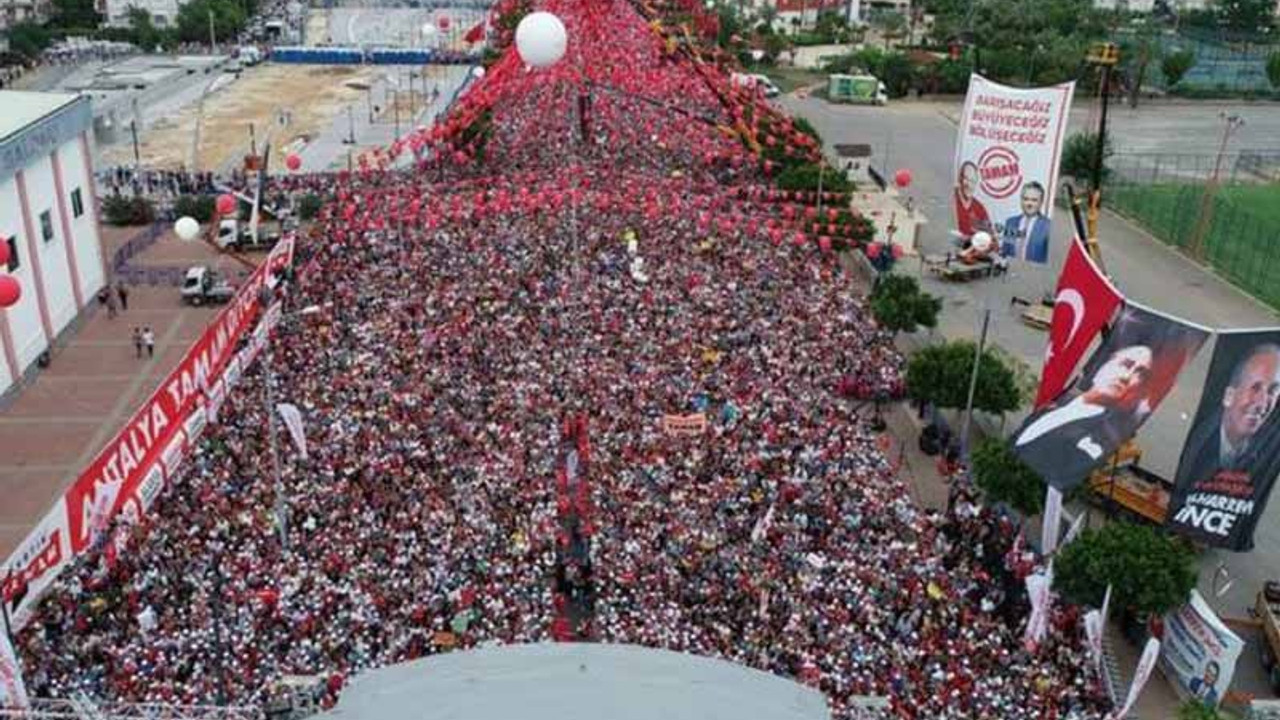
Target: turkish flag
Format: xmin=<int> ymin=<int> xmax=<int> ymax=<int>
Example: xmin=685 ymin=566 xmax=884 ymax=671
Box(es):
xmin=1034 ymin=237 xmax=1123 ymax=407
xmin=464 ymin=22 xmax=485 ymax=44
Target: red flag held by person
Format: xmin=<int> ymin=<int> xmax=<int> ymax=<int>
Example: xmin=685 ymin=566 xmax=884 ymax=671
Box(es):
xmin=1034 ymin=237 xmax=1123 ymax=407
xmin=464 ymin=22 xmax=485 ymax=44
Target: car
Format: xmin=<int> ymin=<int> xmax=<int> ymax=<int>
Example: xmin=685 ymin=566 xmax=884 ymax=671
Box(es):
xmin=181 ymin=266 xmax=236 ymax=306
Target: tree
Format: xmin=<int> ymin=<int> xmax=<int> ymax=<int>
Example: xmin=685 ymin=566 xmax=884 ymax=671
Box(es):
xmin=971 ymin=437 xmax=1046 ymax=515
xmin=905 ymin=340 xmax=1021 ymax=415
xmin=1060 ymin=131 xmax=1112 ymax=186
xmin=127 ymin=6 xmax=165 ymax=53
xmin=1161 ymin=49 xmax=1196 ymax=88
xmin=298 ymin=194 xmax=324 ymax=221
xmin=1268 ymin=51 xmax=1280 ymax=90
xmin=48 ymin=0 xmax=101 ymax=30
xmin=1053 ymin=522 xmax=1197 ymax=617
xmin=7 ymin=22 xmax=52 ymax=60
xmin=872 ymin=10 xmax=907 ymax=49
xmin=1217 ymin=0 xmax=1275 ymax=33
xmin=176 ymin=0 xmax=246 ymax=45
xmin=869 ymin=274 xmax=941 ymax=336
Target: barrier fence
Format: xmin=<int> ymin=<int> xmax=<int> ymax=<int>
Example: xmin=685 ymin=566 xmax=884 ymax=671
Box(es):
xmin=1106 ymin=152 xmax=1280 ymax=311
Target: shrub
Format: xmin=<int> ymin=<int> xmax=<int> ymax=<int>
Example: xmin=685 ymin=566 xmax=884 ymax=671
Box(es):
xmin=1161 ymin=49 xmax=1196 ymax=88
xmin=1060 ymin=131 xmax=1112 ymax=186
xmin=173 ymin=195 xmax=216 ymax=224
xmin=776 ymin=162 xmax=853 ymax=194
xmin=298 ymin=194 xmax=323 ymax=221
xmin=102 ymin=195 xmax=156 ymax=226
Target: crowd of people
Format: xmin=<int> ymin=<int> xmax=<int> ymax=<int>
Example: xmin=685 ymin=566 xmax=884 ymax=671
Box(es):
xmin=11 ymin=0 xmax=1109 ymax=717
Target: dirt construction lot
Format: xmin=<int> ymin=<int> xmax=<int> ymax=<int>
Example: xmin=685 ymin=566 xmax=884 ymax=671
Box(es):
xmin=102 ymin=63 xmax=381 ymax=172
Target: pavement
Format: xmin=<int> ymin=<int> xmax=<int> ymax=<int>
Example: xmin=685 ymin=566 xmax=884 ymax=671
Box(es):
xmin=784 ymin=95 xmax=1280 ymax=711
xmin=296 ymin=63 xmax=471 ymax=172
xmin=0 ymin=225 xmax=239 ymax=559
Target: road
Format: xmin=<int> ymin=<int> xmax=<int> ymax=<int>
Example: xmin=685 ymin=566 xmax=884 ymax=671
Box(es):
xmin=780 ymin=95 xmax=1280 ymax=648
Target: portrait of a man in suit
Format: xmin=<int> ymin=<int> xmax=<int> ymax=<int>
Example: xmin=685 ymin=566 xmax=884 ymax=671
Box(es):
xmin=1001 ymin=181 xmax=1051 ymax=264
xmin=1178 ymin=344 xmax=1280 ymax=484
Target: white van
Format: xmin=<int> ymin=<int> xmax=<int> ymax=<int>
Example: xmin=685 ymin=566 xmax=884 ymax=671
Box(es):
xmin=731 ymin=73 xmax=781 ymax=98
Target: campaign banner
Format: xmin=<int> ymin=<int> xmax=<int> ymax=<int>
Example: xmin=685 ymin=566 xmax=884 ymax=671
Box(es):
xmin=662 ymin=413 xmax=707 ymax=436
xmin=1 ymin=236 xmax=294 ymax=629
xmin=952 ymin=75 xmax=1075 ymax=263
xmin=1112 ymin=638 xmax=1161 ymax=720
xmin=1013 ymin=304 xmax=1209 ymax=490
xmin=0 ymin=621 xmax=28 ymax=709
xmin=1168 ymin=329 xmax=1280 ymax=550
xmin=1159 ymin=590 xmax=1243 ymax=709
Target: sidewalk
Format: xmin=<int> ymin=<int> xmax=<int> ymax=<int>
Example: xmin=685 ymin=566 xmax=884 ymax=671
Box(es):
xmin=0 ymin=227 xmax=239 ymax=558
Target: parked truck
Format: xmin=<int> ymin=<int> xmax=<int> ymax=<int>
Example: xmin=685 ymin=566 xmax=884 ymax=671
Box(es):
xmin=827 ymin=74 xmax=889 ymax=106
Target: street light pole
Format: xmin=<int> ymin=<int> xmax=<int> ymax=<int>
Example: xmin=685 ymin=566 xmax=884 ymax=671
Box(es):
xmin=1189 ymin=113 xmax=1244 ymax=260
xmin=959 ymin=308 xmax=991 ymax=454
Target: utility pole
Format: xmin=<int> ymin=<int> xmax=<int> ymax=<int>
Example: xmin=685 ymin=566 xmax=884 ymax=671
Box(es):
xmin=1084 ymin=41 xmax=1119 ymax=264
xmin=393 ymin=90 xmax=400 ymax=139
xmin=1189 ymin=113 xmax=1244 ymax=260
xmin=129 ymin=119 xmax=141 ymax=172
xmin=208 ymin=8 xmax=217 ymax=54
xmin=249 ymin=122 xmax=257 ymax=158
xmin=346 ymin=106 xmax=356 ymax=144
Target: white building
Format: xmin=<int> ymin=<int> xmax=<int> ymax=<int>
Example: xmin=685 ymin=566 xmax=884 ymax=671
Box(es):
xmin=0 ymin=91 xmax=107 ymax=397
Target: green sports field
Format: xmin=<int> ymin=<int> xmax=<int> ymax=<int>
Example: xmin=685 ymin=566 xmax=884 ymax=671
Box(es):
xmin=1108 ymin=181 xmax=1280 ymax=310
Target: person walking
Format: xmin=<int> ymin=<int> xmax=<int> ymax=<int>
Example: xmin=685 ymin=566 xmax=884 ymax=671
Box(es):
xmin=132 ymin=327 xmax=144 ymax=359
xmin=142 ymin=327 xmax=155 ymax=358
xmin=116 ymin=282 xmax=130 ymax=312
xmin=105 ymin=289 xmax=118 ymax=319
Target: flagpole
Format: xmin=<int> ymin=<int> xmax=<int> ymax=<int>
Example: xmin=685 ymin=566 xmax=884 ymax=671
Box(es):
xmin=959 ymin=307 xmax=991 ymax=455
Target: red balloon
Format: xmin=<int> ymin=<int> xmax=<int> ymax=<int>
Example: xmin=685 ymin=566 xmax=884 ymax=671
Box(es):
xmin=894 ymin=169 xmax=913 ymax=189
xmin=866 ymin=242 xmax=883 ymax=259
xmin=892 ymin=243 xmax=906 ymax=259
xmin=437 ymin=14 xmax=450 ymax=29
xmin=818 ymin=236 xmax=833 ymax=253
xmin=286 ymin=154 xmax=302 ymax=171
xmin=216 ymin=194 xmax=236 ymax=215
xmin=0 ymin=241 xmax=8 ymax=266
xmin=0 ymin=275 xmax=20 ymax=308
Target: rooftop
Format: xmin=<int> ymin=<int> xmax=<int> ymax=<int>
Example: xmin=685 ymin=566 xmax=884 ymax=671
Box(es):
xmin=324 ymin=643 xmax=832 ymax=720
xmin=0 ymin=90 xmax=82 ymax=142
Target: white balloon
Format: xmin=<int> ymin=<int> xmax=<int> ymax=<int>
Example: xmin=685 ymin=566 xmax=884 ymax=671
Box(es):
xmin=174 ymin=216 xmax=200 ymax=241
xmin=515 ymin=12 xmax=567 ymax=68
xmin=472 ymin=66 xmax=486 ymax=79
xmin=421 ymin=22 xmax=438 ymax=40
xmin=970 ymin=231 xmax=994 ymax=253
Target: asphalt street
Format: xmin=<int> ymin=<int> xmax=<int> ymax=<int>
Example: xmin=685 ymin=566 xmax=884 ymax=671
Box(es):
xmin=779 ymin=95 xmax=1280 ymax=629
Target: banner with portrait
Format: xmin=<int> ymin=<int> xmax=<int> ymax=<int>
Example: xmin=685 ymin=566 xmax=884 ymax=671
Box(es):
xmin=952 ymin=75 xmax=1075 ymax=264
xmin=1011 ymin=304 xmax=1210 ymax=490
xmin=1167 ymin=329 xmax=1280 ymax=551
xmin=1160 ymin=590 xmax=1243 ymax=709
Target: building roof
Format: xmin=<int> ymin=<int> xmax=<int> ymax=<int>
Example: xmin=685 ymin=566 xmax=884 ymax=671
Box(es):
xmin=0 ymin=91 xmax=83 ymax=142
xmin=323 ymin=643 xmax=831 ymax=720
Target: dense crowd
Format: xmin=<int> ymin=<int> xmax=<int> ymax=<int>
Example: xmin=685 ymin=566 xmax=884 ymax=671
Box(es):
xmin=12 ymin=0 xmax=1107 ymax=717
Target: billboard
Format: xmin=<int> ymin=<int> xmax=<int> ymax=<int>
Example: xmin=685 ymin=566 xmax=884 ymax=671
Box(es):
xmin=1012 ymin=304 xmax=1209 ymax=490
xmin=952 ymin=75 xmax=1075 ymax=263
xmin=1160 ymin=590 xmax=1243 ymax=708
xmin=1167 ymin=329 xmax=1280 ymax=550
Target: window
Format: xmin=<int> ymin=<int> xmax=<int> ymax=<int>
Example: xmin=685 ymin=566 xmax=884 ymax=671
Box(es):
xmin=71 ymin=188 xmax=84 ymax=218
xmin=5 ymin=237 xmax=18 ymax=272
xmin=40 ymin=211 xmax=54 ymax=243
